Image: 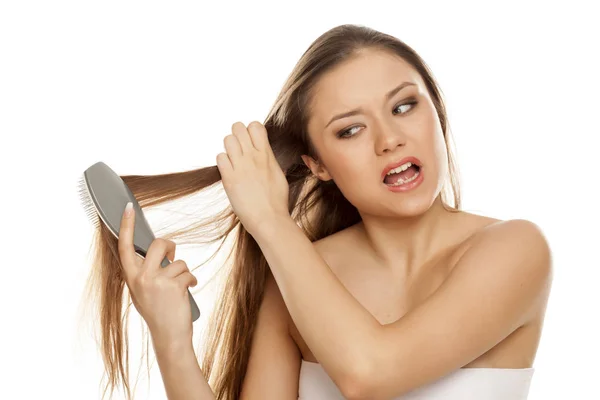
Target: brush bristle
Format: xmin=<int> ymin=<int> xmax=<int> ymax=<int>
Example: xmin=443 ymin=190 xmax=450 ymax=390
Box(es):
xmin=77 ymin=175 xmax=100 ymax=230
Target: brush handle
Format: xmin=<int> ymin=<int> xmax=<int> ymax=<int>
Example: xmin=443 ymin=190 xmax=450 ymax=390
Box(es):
xmin=160 ymin=256 xmax=201 ymax=322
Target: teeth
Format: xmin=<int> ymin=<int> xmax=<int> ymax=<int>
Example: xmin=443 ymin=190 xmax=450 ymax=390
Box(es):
xmin=386 ymin=161 xmax=414 ymax=176
xmin=388 ymin=169 xmax=420 ymax=186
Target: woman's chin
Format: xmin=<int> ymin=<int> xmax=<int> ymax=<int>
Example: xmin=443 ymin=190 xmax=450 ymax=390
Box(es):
xmin=388 ymin=190 xmax=442 ymax=217
xmin=395 ymin=200 xmax=432 ymax=217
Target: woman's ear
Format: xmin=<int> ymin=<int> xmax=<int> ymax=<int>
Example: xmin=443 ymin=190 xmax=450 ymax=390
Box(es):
xmin=301 ymin=154 xmax=332 ymax=181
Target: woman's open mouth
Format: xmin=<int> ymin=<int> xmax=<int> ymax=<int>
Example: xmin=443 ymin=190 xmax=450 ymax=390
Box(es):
xmin=383 ymin=162 xmax=421 ymax=186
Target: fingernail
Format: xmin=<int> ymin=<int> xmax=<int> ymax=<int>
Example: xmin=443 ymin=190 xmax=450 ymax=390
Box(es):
xmin=124 ymin=202 xmax=133 ymax=218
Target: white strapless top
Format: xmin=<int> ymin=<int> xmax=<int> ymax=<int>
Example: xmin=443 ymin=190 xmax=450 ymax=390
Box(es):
xmin=298 ymin=360 xmax=534 ymax=399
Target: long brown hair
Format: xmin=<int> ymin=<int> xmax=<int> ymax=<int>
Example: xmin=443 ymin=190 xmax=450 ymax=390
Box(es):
xmin=80 ymin=23 xmax=461 ymax=400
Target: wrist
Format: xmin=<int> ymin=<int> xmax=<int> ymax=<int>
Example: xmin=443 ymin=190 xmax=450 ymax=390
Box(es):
xmin=251 ymin=214 xmax=297 ymax=241
xmin=151 ymin=333 xmax=193 ymax=356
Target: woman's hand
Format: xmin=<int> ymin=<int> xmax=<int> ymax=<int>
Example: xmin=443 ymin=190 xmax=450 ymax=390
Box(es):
xmin=216 ymin=121 xmax=290 ymax=236
xmin=117 ymin=203 xmax=198 ymax=348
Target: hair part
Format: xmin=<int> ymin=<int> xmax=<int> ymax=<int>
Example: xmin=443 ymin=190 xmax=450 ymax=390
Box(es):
xmin=79 ymin=23 xmax=461 ymax=400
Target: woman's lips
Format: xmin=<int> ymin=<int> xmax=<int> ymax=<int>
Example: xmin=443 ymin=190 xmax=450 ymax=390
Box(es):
xmin=383 ymin=166 xmax=424 ymax=193
xmin=380 ymin=156 xmax=423 ymax=181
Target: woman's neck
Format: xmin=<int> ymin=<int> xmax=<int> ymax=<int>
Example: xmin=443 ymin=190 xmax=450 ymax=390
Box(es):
xmin=354 ymin=195 xmax=461 ymax=277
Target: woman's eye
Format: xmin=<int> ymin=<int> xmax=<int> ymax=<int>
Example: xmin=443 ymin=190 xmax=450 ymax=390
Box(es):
xmin=393 ymin=100 xmax=418 ymax=116
xmin=336 ymin=100 xmax=418 ymax=139
xmin=337 ymin=125 xmax=361 ymax=139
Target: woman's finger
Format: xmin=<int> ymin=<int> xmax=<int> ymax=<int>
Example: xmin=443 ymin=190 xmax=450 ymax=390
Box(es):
xmin=246 ymin=121 xmax=269 ymax=153
xmin=232 ymin=121 xmax=257 ymax=153
xmin=117 ymin=202 xmax=139 ymax=281
xmin=174 ymin=272 xmax=198 ymax=289
xmin=223 ymin=134 xmax=243 ymax=169
xmin=161 ymin=259 xmax=189 ymax=279
xmin=216 ymin=152 xmax=233 ymax=181
xmin=144 ymin=238 xmax=176 ymax=273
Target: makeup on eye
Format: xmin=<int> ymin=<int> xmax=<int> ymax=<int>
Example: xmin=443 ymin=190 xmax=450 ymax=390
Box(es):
xmin=335 ymin=98 xmax=419 ymax=139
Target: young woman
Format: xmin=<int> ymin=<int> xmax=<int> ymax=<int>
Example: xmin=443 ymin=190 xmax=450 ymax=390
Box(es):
xmin=87 ymin=24 xmax=553 ymax=400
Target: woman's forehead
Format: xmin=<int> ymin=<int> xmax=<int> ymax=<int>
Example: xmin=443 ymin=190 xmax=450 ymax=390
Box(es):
xmin=307 ymin=51 xmax=422 ymax=131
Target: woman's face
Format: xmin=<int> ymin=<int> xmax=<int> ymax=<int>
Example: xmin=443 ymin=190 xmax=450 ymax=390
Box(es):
xmin=303 ymin=48 xmax=449 ymax=218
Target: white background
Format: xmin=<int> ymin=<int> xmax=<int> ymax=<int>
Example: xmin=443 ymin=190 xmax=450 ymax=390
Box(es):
xmin=1 ymin=1 xmax=598 ymax=399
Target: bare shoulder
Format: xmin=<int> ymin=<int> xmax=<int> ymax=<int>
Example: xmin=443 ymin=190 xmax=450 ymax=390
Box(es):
xmin=453 ymin=218 xmax=554 ymax=319
xmin=434 ymin=213 xmax=552 ymax=269
xmin=454 ymin=216 xmax=553 ymax=280
xmin=467 ymin=218 xmax=552 ymax=258
xmin=310 ymin=213 xmax=550 ymax=266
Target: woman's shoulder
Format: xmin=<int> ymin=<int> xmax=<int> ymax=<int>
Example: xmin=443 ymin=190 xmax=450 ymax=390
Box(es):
xmin=459 ymin=215 xmax=548 ymax=251
xmin=310 ymin=212 xmax=547 ymax=268
xmin=445 ymin=215 xmax=552 ymax=297
xmin=433 ymin=213 xmax=549 ymax=267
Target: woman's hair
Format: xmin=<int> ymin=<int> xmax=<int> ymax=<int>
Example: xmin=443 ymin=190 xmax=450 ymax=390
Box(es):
xmin=80 ymin=23 xmax=461 ymax=400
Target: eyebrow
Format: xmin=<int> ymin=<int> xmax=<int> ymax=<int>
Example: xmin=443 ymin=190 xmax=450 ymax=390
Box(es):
xmin=324 ymin=81 xmax=417 ymax=129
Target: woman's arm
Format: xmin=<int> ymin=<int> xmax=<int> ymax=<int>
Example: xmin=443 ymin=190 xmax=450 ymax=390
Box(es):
xmin=252 ymin=217 xmax=552 ymax=400
xmin=240 ymin=272 xmax=301 ymax=399
xmin=252 ymin=216 xmax=382 ymax=397
xmin=152 ymin=271 xmax=301 ymax=400
xmin=153 ymin=339 xmax=215 ymax=400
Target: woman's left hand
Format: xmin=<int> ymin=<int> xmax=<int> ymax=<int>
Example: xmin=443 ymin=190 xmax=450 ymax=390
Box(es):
xmin=216 ymin=121 xmax=290 ymax=236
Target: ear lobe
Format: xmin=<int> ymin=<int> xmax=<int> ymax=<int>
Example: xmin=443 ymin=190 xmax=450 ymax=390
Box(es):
xmin=301 ymin=155 xmax=332 ymax=182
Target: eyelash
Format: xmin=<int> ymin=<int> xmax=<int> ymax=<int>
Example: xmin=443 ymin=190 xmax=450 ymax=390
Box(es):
xmin=336 ymin=100 xmax=419 ymax=139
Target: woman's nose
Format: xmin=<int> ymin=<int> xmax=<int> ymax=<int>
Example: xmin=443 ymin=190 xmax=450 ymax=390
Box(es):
xmin=374 ymin=124 xmax=407 ymax=155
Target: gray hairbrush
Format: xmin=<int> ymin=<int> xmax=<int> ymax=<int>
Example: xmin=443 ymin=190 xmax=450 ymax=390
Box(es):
xmin=77 ymin=161 xmax=200 ymax=322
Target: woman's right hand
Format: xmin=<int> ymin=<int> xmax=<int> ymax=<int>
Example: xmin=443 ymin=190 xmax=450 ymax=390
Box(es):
xmin=117 ymin=202 xmax=198 ymax=348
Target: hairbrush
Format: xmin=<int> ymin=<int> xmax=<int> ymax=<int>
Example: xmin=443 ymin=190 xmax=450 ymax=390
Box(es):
xmin=77 ymin=161 xmax=200 ymax=322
